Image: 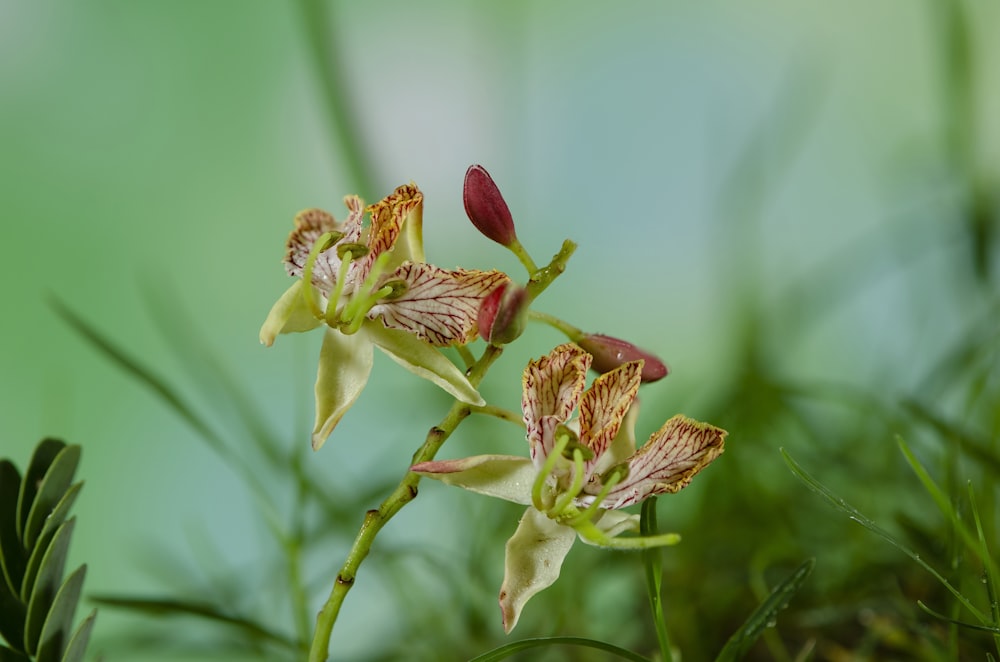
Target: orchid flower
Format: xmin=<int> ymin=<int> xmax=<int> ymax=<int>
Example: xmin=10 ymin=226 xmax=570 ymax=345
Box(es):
xmin=260 ymin=184 xmax=509 ymax=450
xmin=412 ymin=342 xmax=726 ymax=632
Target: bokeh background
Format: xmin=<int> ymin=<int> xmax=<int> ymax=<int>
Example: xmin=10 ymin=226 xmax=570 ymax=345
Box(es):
xmin=3 ymin=1 xmax=999 ymax=660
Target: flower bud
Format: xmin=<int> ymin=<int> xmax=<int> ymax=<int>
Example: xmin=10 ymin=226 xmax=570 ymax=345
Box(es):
xmin=463 ymin=165 xmax=517 ymax=246
xmin=575 ymin=334 xmax=669 ymax=383
xmin=478 ymin=282 xmax=528 ymax=345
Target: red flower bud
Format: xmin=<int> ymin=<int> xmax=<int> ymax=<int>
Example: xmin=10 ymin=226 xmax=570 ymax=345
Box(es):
xmin=478 ymin=282 xmax=528 ymax=345
xmin=576 ymin=334 xmax=669 ymax=383
xmin=463 ymin=165 xmax=517 ymax=246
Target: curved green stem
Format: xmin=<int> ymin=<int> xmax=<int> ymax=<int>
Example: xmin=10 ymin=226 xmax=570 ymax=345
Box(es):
xmin=468 ymin=404 xmax=525 ymax=428
xmin=528 ymin=309 xmax=584 ymax=340
xmin=507 ymin=237 xmax=539 ymax=275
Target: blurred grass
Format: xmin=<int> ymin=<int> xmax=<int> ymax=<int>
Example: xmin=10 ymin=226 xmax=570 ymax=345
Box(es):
xmin=2 ymin=1 xmax=1000 ymax=660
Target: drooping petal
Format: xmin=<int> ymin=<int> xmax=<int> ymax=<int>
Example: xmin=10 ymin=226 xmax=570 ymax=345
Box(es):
xmin=577 ymin=360 xmax=642 ymax=477
xmin=355 ymin=184 xmax=421 ymax=283
xmin=365 ymin=322 xmax=485 ymax=406
xmin=410 ymin=455 xmax=535 ymax=505
xmin=600 ymin=414 xmax=726 ymax=509
xmin=259 ymin=280 xmax=322 ymax=346
xmin=499 ymin=507 xmax=576 ymax=633
xmin=370 ymin=263 xmax=509 ymax=346
xmin=521 ymin=343 xmax=591 ymax=463
xmin=311 ymin=328 xmax=375 ymax=451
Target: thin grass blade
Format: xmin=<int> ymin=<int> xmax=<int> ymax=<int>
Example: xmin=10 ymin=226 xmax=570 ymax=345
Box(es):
xmin=467 ymin=636 xmax=652 ymax=662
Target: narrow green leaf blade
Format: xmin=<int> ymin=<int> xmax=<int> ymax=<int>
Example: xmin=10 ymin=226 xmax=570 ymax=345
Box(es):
xmin=35 ymin=565 xmax=86 ymax=662
xmin=0 ymin=461 xmax=25 ymax=597
xmin=35 ymin=484 xmax=82 ymax=551
xmin=715 ymin=558 xmax=814 ymax=662
xmin=15 ymin=440 xmax=65 ymax=546
xmin=467 ymin=636 xmax=652 ymax=662
xmin=0 ymin=559 xmax=26 ymax=653
xmin=23 ymin=518 xmax=75 ymax=656
xmin=24 ymin=446 xmax=80 ymax=551
xmin=59 ymin=609 xmax=96 ymax=662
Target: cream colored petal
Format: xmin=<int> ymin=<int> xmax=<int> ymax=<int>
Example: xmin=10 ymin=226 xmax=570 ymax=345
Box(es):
xmin=259 ymin=280 xmax=321 ymax=347
xmin=370 ymin=263 xmax=509 ymax=346
xmin=521 ymin=343 xmax=591 ymax=463
xmin=499 ymin=508 xmax=576 ymax=633
xmin=411 ymin=455 xmax=534 ymax=505
xmin=311 ymin=328 xmax=374 ymax=451
xmin=365 ymin=322 xmax=484 ymax=406
xmin=602 ymin=414 xmax=727 ymax=509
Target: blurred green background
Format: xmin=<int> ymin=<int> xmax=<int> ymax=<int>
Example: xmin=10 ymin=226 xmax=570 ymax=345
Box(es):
xmin=3 ymin=1 xmax=999 ymax=660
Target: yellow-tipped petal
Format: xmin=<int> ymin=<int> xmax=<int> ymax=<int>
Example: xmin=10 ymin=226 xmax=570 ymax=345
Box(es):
xmin=259 ymin=280 xmax=321 ymax=346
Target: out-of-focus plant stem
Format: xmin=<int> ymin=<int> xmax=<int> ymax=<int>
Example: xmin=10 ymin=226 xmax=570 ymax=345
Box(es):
xmin=296 ymin=0 xmax=379 ymax=200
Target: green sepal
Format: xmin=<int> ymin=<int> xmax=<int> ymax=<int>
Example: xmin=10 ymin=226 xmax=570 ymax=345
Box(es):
xmin=24 ymin=446 xmax=80 ymax=551
xmin=35 ymin=565 xmax=86 ymax=662
xmin=59 ymin=609 xmax=95 ymax=662
xmin=15 ymin=441 xmax=65 ymax=548
xmin=0 ymin=461 xmax=24 ymax=598
xmin=23 ymin=519 xmax=75 ymax=655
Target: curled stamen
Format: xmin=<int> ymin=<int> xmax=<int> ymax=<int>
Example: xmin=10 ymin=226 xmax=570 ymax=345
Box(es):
xmin=532 ymin=434 xmax=570 ymax=512
xmin=572 ymin=518 xmax=681 ymax=550
xmin=302 ymin=231 xmax=339 ymax=318
xmin=565 ymin=465 xmax=627 ymax=528
xmin=336 ymin=242 xmax=369 ymax=260
xmin=325 ymin=249 xmax=354 ymax=325
xmin=338 ymin=251 xmax=393 ymax=328
xmin=550 ymin=448 xmax=586 ymax=517
xmin=341 ymin=285 xmax=394 ymax=335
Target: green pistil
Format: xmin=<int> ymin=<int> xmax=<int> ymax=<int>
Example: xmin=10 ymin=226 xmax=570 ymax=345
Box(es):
xmin=302 ymin=231 xmax=340 ymax=318
xmin=563 ymin=466 xmax=625 ymax=528
xmin=550 ymin=448 xmax=585 ymax=517
xmin=324 ymin=249 xmax=354 ymax=326
xmin=532 ymin=434 xmax=570 ymax=512
xmin=337 ymin=251 xmax=395 ymax=333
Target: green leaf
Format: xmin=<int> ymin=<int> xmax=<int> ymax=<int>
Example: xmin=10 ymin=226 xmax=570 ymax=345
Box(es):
xmin=59 ymin=609 xmax=95 ymax=662
xmin=0 ymin=560 xmax=26 ymax=653
xmin=23 ymin=519 xmax=75 ymax=656
xmin=715 ymin=558 xmax=815 ymax=662
xmin=467 ymin=636 xmax=652 ymax=662
xmin=35 ymin=565 xmax=86 ymax=662
xmin=34 ymin=484 xmax=82 ymax=553
xmin=0 ymin=461 xmax=24 ymax=598
xmin=24 ymin=446 xmax=80 ymax=551
xmin=15 ymin=441 xmax=66 ymax=545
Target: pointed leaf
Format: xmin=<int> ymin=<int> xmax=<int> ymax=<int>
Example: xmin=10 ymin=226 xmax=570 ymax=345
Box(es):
xmin=23 ymin=519 xmax=75 ymax=655
xmin=0 ymin=560 xmax=26 ymax=653
xmin=366 ymin=323 xmax=484 ymax=406
xmin=24 ymin=446 xmax=80 ymax=551
xmin=715 ymin=558 xmax=815 ymax=661
xmin=59 ymin=608 xmax=95 ymax=662
xmin=35 ymin=565 xmax=86 ymax=662
xmin=411 ymin=455 xmax=535 ymax=505
xmin=16 ymin=440 xmax=65 ymax=544
xmin=0 ymin=461 xmax=25 ymax=597
xmin=35 ymin=484 xmax=82 ymax=551
xmin=499 ymin=508 xmax=576 ymax=633
xmin=311 ymin=328 xmax=374 ymax=450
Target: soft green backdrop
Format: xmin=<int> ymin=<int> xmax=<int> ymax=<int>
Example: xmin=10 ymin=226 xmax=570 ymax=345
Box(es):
xmin=2 ymin=1 xmax=998 ymax=660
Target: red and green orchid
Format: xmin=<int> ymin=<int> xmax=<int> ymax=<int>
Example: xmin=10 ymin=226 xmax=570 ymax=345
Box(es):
xmin=261 ymin=184 xmax=508 ymax=450
xmin=412 ymin=342 xmax=726 ymax=632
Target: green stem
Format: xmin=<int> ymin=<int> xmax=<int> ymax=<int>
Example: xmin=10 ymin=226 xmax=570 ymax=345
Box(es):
xmin=525 ymin=240 xmax=577 ymax=301
xmin=307 ymin=346 xmax=503 ymax=662
xmin=528 ymin=309 xmax=584 ymax=340
xmin=469 ymin=403 xmax=525 ymax=428
xmin=507 ymin=237 xmax=539 ymax=275
xmin=641 ymin=498 xmax=673 ymax=662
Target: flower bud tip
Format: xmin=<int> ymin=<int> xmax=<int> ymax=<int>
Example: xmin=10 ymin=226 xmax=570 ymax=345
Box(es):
xmin=576 ymin=333 xmax=669 ymax=383
xmin=464 ymin=164 xmax=517 ymax=246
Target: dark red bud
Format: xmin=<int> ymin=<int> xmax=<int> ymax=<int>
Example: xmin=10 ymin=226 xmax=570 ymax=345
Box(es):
xmin=478 ymin=282 xmax=528 ymax=345
xmin=576 ymin=334 xmax=669 ymax=383
xmin=463 ymin=165 xmax=516 ymax=246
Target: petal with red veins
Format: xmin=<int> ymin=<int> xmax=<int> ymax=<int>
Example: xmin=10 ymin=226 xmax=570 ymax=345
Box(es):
xmin=601 ymin=415 xmax=726 ymax=509
xmin=577 ymin=360 xmax=642 ymax=477
xmin=499 ymin=507 xmax=576 ymax=634
xmin=356 ymin=184 xmax=421 ymax=283
xmin=311 ymin=328 xmax=374 ymax=451
xmin=365 ymin=322 xmax=484 ymax=406
xmin=411 ymin=455 xmax=534 ymax=505
xmin=521 ymin=343 xmax=591 ymax=462
xmin=370 ymin=263 xmax=509 ymax=346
